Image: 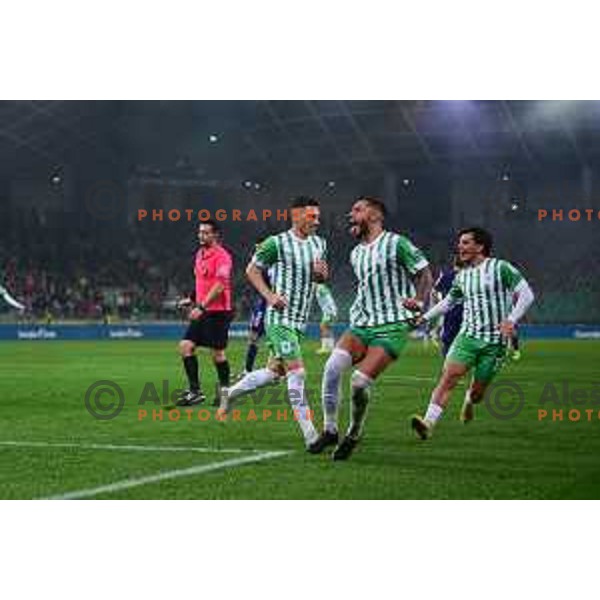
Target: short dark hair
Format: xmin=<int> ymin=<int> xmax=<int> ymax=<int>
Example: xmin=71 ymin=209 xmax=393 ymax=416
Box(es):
xmin=199 ymin=219 xmax=220 ymax=234
xmin=458 ymin=226 xmax=493 ymax=256
xmin=356 ymin=196 xmax=387 ymax=218
xmin=290 ymin=195 xmax=319 ymax=209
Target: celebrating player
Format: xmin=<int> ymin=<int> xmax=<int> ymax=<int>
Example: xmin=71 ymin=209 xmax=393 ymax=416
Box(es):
xmin=221 ymin=196 xmax=326 ymax=449
xmin=309 ymin=196 xmax=433 ymax=460
xmin=176 ymin=220 xmax=233 ymax=407
xmin=411 ymin=227 xmax=535 ymax=439
xmin=315 ymin=283 xmax=338 ymax=355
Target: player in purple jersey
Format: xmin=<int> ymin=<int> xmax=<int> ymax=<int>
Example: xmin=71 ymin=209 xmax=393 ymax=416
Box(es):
xmin=240 ymin=240 xmax=270 ymax=375
xmin=243 ymin=283 xmax=268 ymax=373
xmin=432 ymin=257 xmax=463 ymax=356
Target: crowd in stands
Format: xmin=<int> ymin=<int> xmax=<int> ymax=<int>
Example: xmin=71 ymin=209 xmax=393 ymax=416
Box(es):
xmin=2 ymin=205 xmax=599 ymax=324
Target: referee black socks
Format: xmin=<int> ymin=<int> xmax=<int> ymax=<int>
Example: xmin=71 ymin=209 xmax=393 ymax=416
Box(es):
xmin=183 ymin=355 xmax=200 ymax=392
xmin=215 ymin=360 xmax=230 ymax=387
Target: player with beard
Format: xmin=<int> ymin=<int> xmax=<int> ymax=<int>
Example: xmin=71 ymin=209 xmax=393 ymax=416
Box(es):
xmin=308 ymin=196 xmax=433 ymax=460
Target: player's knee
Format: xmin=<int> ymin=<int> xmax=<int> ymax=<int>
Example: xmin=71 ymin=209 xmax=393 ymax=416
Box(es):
xmin=212 ymin=349 xmax=226 ymax=362
xmin=325 ymin=348 xmax=352 ymax=373
xmin=268 ymin=357 xmax=287 ymax=377
xmin=441 ymin=368 xmax=462 ymax=390
xmin=351 ymin=369 xmax=373 ymax=391
xmin=287 ymin=366 xmax=306 ymax=381
xmin=179 ymin=340 xmax=194 ymax=356
xmin=469 ymin=383 xmax=486 ymax=404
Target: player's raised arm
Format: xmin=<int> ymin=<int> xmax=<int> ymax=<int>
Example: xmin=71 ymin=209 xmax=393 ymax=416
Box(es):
xmin=421 ymin=293 xmax=460 ymax=322
xmin=421 ymin=275 xmax=464 ymax=323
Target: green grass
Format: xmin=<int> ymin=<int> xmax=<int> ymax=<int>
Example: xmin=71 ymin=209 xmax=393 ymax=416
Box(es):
xmin=0 ymin=338 xmax=599 ymax=499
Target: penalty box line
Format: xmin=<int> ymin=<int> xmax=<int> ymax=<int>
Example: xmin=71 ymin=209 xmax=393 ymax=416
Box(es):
xmin=40 ymin=450 xmax=293 ymax=500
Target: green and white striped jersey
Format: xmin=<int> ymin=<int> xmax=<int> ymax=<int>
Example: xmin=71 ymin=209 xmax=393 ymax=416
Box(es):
xmin=253 ymin=230 xmax=327 ymax=331
xmin=349 ymin=231 xmax=429 ymax=327
xmin=449 ymin=258 xmax=524 ymax=343
xmin=315 ymin=283 xmax=337 ymax=318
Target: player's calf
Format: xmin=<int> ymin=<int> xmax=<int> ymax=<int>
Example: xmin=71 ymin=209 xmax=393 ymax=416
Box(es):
xmin=347 ymin=370 xmax=372 ymax=439
xmin=222 ymin=367 xmax=278 ymax=414
xmin=321 ymin=348 xmax=352 ymax=434
xmin=331 ymin=370 xmax=372 ymax=460
xmin=287 ymin=367 xmax=319 ymax=447
xmin=308 ymin=348 xmax=352 ymax=455
xmin=460 ymin=382 xmax=486 ymax=423
xmin=413 ymin=362 xmax=466 ymax=438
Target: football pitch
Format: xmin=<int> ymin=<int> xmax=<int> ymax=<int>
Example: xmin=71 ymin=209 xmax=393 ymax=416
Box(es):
xmin=0 ymin=338 xmax=598 ymax=499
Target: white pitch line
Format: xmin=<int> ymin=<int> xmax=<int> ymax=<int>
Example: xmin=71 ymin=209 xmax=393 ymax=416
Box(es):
xmin=0 ymin=441 xmax=268 ymax=454
xmin=41 ymin=450 xmax=292 ymax=500
xmin=384 ymin=375 xmax=437 ymax=382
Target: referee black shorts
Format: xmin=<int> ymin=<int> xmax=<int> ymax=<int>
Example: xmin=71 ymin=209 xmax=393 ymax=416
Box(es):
xmin=182 ymin=311 xmax=234 ymax=350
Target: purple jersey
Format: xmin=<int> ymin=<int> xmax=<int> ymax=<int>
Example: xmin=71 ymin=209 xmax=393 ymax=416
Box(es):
xmin=248 ymin=271 xmax=270 ymax=336
xmin=434 ymin=267 xmax=463 ymax=342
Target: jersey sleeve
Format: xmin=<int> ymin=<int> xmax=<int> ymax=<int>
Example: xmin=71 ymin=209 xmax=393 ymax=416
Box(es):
xmin=396 ymin=235 xmax=429 ymax=274
xmin=253 ymin=236 xmax=279 ymax=268
xmin=434 ymin=270 xmax=451 ymax=294
xmin=448 ymin=276 xmax=464 ymax=301
xmin=316 ymin=283 xmax=330 ymax=299
xmin=499 ymin=260 xmax=524 ymax=291
xmin=319 ymin=237 xmax=328 ymax=261
xmin=215 ymin=250 xmax=233 ymax=282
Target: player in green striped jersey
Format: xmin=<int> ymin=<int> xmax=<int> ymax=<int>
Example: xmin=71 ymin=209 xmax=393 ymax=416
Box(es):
xmin=221 ymin=196 xmax=327 ymax=448
xmin=308 ymin=196 xmax=433 ymax=460
xmin=411 ymin=227 xmax=535 ymax=439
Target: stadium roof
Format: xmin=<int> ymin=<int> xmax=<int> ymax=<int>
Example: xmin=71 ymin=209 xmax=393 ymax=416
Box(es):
xmin=1 ymin=100 xmax=600 ymax=183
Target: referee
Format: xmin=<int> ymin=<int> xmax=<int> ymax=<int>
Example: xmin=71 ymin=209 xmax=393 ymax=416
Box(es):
xmin=177 ymin=220 xmax=234 ymax=406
